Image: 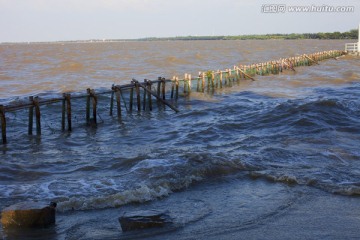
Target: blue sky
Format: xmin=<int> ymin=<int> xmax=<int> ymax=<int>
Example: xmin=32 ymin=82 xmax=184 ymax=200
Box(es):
xmin=0 ymin=0 xmax=359 ymax=42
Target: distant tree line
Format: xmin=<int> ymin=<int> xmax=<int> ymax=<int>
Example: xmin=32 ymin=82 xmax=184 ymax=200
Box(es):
xmin=2 ymin=29 xmax=357 ymax=45
xmin=140 ymin=29 xmax=358 ymax=41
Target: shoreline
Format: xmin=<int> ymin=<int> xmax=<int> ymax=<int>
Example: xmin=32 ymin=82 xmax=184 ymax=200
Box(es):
xmin=2 ymin=176 xmax=359 ymax=239
xmin=0 ymin=39 xmax=352 ymax=46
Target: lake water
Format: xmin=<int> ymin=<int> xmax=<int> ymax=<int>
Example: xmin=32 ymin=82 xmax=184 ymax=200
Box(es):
xmin=0 ymin=40 xmax=359 ymax=239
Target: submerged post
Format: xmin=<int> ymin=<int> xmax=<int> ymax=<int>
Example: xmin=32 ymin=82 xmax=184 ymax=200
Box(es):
xmin=28 ymin=96 xmax=34 ymax=135
xmin=86 ymin=89 xmax=91 ymax=125
xmin=219 ymin=71 xmax=223 ymax=88
xmin=201 ymin=72 xmax=205 ymax=92
xmin=115 ymin=87 xmax=122 ymax=117
xmin=129 ymin=87 xmax=134 ymax=112
xmin=196 ymin=73 xmax=201 ymax=92
xmin=184 ymin=74 xmax=188 ymax=94
xmin=175 ymin=77 xmax=179 ymax=100
xmin=132 ymin=80 xmax=141 ymax=111
xmin=86 ymin=89 xmax=97 ymax=125
xmin=91 ymin=90 xmax=97 ymax=125
xmin=0 ymin=105 xmax=6 ymax=144
xmin=157 ymin=77 xmax=161 ymax=97
xmin=110 ymin=84 xmax=115 ymax=116
xmin=161 ymin=77 xmax=166 ymax=100
xmin=61 ymin=94 xmax=66 ymax=131
xmin=171 ymin=76 xmax=175 ymax=98
xmin=34 ymin=97 xmax=41 ymax=135
xmin=66 ymin=94 xmax=72 ymax=131
xmin=143 ymin=79 xmax=147 ymax=110
xmin=189 ymin=74 xmax=192 ymax=93
xmin=147 ymin=80 xmax=153 ymax=111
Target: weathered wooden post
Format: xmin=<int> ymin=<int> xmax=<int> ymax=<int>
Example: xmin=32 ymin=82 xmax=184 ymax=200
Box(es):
xmin=219 ymin=71 xmax=223 ymax=88
xmin=115 ymin=86 xmax=122 ymax=117
xmin=188 ymin=74 xmax=192 ymax=93
xmin=129 ymin=86 xmax=134 ymax=112
xmin=0 ymin=105 xmax=6 ymax=144
xmin=206 ymin=72 xmax=210 ymax=91
xmin=223 ymin=70 xmax=227 ymax=86
xmin=66 ymin=93 xmax=72 ymax=131
xmin=34 ymin=97 xmax=41 ymax=135
xmin=143 ymin=80 xmax=147 ymax=110
xmin=110 ymin=84 xmax=115 ymax=116
xmin=134 ymin=81 xmax=141 ymax=111
xmin=175 ymin=77 xmax=179 ymax=100
xmin=234 ymin=66 xmax=239 ymax=81
xmin=197 ymin=72 xmax=201 ymax=92
xmin=211 ymin=72 xmax=215 ymax=89
xmin=227 ymin=69 xmax=232 ymax=87
xmin=214 ymin=72 xmax=218 ymax=88
xmin=86 ymin=89 xmax=97 ymax=125
xmin=171 ymin=76 xmax=175 ymax=98
xmin=147 ymin=80 xmax=153 ymax=111
xmin=91 ymin=90 xmax=97 ymax=125
xmin=132 ymin=79 xmax=179 ymax=113
xmin=28 ymin=96 xmax=34 ymax=135
xmin=161 ymin=77 xmax=166 ymax=100
xmin=86 ymin=88 xmax=91 ymax=124
xmin=157 ymin=77 xmax=161 ymax=97
xmin=184 ymin=74 xmax=188 ymax=94
xmin=61 ymin=94 xmax=66 ymax=131
xmin=201 ymin=72 xmax=205 ymax=92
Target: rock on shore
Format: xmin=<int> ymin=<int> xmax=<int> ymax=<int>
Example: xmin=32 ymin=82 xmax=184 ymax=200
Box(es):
xmin=1 ymin=201 xmax=57 ymax=228
xmin=119 ymin=210 xmax=172 ymax=232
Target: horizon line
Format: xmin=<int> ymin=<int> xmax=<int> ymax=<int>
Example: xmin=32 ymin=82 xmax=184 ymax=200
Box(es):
xmin=1 ymin=29 xmax=357 ymax=45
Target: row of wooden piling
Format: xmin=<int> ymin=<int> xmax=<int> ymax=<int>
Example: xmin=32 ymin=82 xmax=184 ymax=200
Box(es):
xmin=177 ymin=50 xmax=343 ymax=93
xmin=0 ymin=50 xmax=344 ymax=144
xmin=0 ymin=78 xmax=179 ymax=144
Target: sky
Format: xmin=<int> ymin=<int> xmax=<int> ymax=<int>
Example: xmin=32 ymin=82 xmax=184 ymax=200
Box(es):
xmin=0 ymin=0 xmax=359 ymax=42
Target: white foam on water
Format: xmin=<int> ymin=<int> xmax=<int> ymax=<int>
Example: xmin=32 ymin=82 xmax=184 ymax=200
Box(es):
xmin=57 ymin=183 xmax=173 ymax=212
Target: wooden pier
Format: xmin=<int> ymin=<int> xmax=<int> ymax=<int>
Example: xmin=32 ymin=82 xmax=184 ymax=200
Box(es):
xmin=0 ymin=50 xmax=344 ymax=144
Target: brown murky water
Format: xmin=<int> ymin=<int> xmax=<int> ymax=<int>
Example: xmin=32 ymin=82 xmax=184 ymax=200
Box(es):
xmin=0 ymin=40 xmax=354 ymax=100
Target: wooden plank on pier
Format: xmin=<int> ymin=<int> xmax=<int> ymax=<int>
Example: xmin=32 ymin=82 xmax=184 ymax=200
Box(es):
xmin=304 ymin=54 xmax=319 ymax=65
xmin=132 ymin=79 xmax=179 ymax=113
xmin=283 ymin=60 xmax=296 ymax=71
xmin=236 ymin=67 xmax=255 ymax=81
